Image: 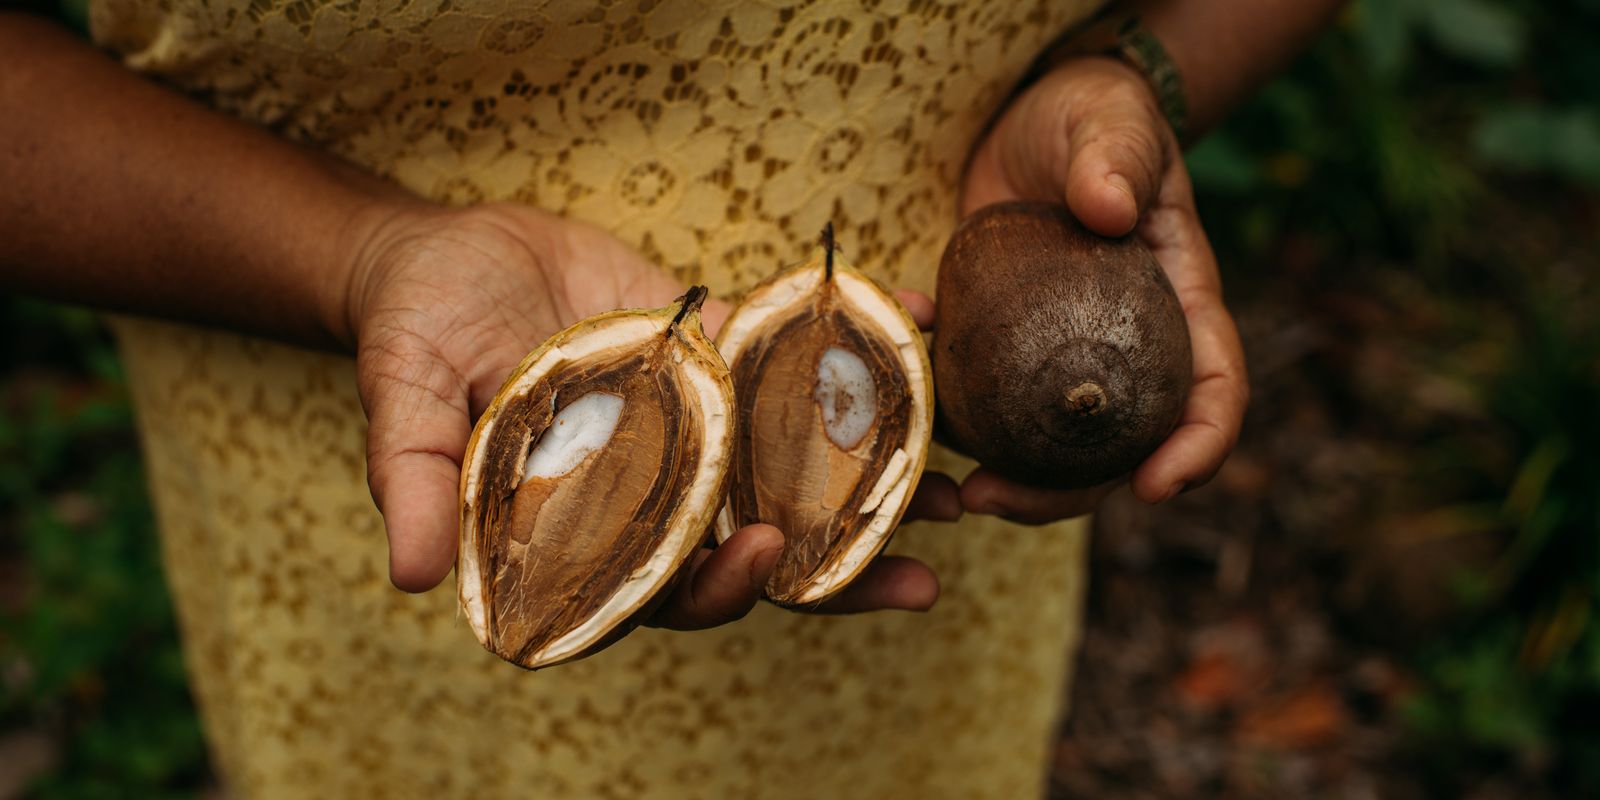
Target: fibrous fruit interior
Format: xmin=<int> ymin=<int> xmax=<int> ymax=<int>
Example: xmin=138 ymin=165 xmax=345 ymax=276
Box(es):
xmin=716 ymin=250 xmax=933 ymax=605
xmin=458 ymin=290 xmax=732 ymax=669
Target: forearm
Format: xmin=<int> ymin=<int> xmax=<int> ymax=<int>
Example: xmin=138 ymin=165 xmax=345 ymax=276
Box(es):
xmin=0 ymin=13 xmax=417 ymax=350
xmin=1136 ymin=0 xmax=1346 ymax=137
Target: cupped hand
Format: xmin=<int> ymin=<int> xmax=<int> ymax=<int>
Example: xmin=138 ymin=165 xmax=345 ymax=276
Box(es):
xmin=957 ymin=56 xmax=1249 ymax=524
xmin=344 ymin=202 xmax=949 ymax=627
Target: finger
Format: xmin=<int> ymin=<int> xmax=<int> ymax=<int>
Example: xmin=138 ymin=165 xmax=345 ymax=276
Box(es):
xmin=903 ymin=471 xmax=962 ymax=522
xmin=808 ymin=556 xmax=940 ymax=614
xmin=1130 ymin=169 xmax=1248 ymax=503
xmin=359 ymin=333 xmax=472 ymax=592
xmin=892 ymin=289 xmax=936 ymax=330
xmin=1061 ymin=63 xmax=1170 ymax=237
xmin=1129 ymin=296 xmax=1247 ymax=503
xmin=959 ymin=468 xmax=1119 ymax=525
xmin=648 ymin=524 xmax=783 ymax=630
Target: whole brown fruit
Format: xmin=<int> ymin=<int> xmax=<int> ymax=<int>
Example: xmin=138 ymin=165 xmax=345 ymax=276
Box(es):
xmin=934 ymin=202 xmax=1192 ymax=489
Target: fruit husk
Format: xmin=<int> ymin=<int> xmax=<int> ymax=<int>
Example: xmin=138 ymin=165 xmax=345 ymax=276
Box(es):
xmin=715 ymin=243 xmax=934 ymax=606
xmin=457 ymin=287 xmax=734 ymax=669
xmin=934 ymin=202 xmax=1192 ymax=489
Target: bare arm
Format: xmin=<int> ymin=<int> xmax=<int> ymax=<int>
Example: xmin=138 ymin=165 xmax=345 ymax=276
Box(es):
xmin=0 ymin=13 xmax=949 ymax=619
xmin=1139 ymin=0 xmax=1347 ymax=137
xmin=0 ymin=13 xmax=408 ymax=350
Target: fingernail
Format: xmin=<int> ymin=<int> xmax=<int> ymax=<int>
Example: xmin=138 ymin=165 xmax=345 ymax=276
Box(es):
xmin=749 ymin=540 xmax=783 ymax=586
xmin=1162 ymin=482 xmax=1189 ymax=503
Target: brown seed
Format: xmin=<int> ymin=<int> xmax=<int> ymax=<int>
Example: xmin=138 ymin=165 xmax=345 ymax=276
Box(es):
xmin=716 ymin=236 xmax=934 ymax=606
xmin=933 ymin=202 xmax=1192 ymax=489
xmin=457 ymin=288 xmax=734 ymax=669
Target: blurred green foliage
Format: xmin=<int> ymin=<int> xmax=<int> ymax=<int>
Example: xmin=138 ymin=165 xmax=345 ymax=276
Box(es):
xmin=1190 ymin=0 xmax=1600 ymax=264
xmin=1188 ymin=0 xmax=1600 ymax=792
xmin=0 ymin=300 xmax=208 ymax=797
xmin=1398 ymin=284 xmax=1600 ymax=792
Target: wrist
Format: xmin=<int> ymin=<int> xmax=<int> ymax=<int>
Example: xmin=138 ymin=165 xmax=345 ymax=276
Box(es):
xmin=1025 ymin=11 xmax=1189 ymax=143
xmin=338 ymin=200 xmax=419 ymax=352
xmin=329 ymin=192 xmax=440 ymax=352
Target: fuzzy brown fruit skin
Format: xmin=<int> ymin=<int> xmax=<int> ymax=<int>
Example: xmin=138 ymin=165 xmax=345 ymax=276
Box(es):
xmin=934 ymin=202 xmax=1192 ymax=489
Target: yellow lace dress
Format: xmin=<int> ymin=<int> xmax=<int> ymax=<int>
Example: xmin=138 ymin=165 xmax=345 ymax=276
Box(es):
xmin=91 ymin=1 xmax=1100 ymax=796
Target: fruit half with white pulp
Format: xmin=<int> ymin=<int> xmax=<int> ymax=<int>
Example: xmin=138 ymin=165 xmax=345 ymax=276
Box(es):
xmin=715 ymin=235 xmax=934 ymax=606
xmin=457 ymin=287 xmax=734 ymax=669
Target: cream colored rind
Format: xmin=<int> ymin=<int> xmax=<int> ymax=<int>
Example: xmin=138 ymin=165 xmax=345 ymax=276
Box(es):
xmin=714 ymin=252 xmax=935 ymax=605
xmin=457 ymin=298 xmax=733 ymax=668
xmin=533 ymin=332 xmax=730 ymax=665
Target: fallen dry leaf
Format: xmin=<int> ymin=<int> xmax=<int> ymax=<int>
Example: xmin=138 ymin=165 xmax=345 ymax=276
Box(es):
xmin=1236 ymin=681 xmax=1350 ymax=751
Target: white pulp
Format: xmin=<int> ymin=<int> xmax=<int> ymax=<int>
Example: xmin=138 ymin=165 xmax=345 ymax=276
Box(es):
xmin=523 ymin=391 xmax=625 ymax=479
xmin=815 ymin=347 xmax=877 ymax=450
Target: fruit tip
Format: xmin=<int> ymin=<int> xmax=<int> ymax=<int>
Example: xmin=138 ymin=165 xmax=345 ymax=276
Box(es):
xmin=821 ymin=222 xmax=835 ymax=281
xmin=672 ymin=285 xmax=709 ymax=329
xmin=1063 ymin=381 xmax=1107 ymax=417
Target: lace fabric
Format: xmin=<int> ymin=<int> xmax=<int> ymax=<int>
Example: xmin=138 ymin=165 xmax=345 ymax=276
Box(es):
xmin=94 ymin=0 xmax=1102 ymax=796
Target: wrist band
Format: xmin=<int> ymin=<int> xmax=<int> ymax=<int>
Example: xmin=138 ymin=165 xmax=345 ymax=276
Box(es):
xmin=1025 ymin=10 xmax=1191 ymax=144
xmin=1113 ymin=17 xmax=1189 ymax=143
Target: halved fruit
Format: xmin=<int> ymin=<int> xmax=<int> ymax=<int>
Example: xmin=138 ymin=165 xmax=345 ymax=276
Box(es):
xmin=458 ymin=287 xmax=734 ymax=669
xmin=715 ymin=234 xmax=934 ymax=606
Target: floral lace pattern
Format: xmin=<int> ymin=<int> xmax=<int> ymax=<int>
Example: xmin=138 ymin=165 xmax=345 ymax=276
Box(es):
xmin=94 ymin=0 xmax=1100 ymax=796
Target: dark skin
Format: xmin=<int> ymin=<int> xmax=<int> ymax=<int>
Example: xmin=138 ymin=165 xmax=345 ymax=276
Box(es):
xmin=0 ymin=2 xmax=1342 ymax=628
xmin=959 ymin=0 xmax=1347 ymax=522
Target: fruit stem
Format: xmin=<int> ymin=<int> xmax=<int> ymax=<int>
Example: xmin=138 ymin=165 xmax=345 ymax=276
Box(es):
xmin=1064 ymin=381 xmax=1106 ymax=416
xmin=672 ymin=285 xmax=708 ymax=329
xmin=822 ymin=221 xmax=835 ymax=281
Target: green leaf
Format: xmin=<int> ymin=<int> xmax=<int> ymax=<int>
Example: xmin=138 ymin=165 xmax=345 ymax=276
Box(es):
xmin=1356 ymin=0 xmax=1418 ymax=76
xmin=1504 ymin=437 xmax=1570 ymax=524
xmin=1425 ymin=0 xmax=1525 ymax=68
xmin=1474 ymin=106 xmax=1558 ymax=170
xmin=1474 ymin=105 xmax=1600 ymax=186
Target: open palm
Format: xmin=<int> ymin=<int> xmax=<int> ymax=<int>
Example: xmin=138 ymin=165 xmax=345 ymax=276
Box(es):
xmin=346 ymin=203 xmax=943 ymax=628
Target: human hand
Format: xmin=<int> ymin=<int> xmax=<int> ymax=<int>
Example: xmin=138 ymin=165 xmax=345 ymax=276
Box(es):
xmin=957 ymin=56 xmax=1249 ymax=524
xmin=344 ymin=202 xmax=948 ymax=626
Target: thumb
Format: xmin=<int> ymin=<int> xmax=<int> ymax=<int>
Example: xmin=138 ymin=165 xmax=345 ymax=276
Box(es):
xmin=358 ymin=332 xmax=471 ymax=592
xmin=648 ymin=524 xmax=785 ymax=630
xmin=1060 ymin=60 xmax=1171 ymax=237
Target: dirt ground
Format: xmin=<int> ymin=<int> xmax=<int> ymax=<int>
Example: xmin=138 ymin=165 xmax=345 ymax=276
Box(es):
xmin=1046 ymin=279 xmax=1561 ymax=800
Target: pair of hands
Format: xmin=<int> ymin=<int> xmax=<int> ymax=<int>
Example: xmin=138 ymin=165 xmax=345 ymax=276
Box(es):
xmin=348 ymin=57 xmax=1247 ymax=629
